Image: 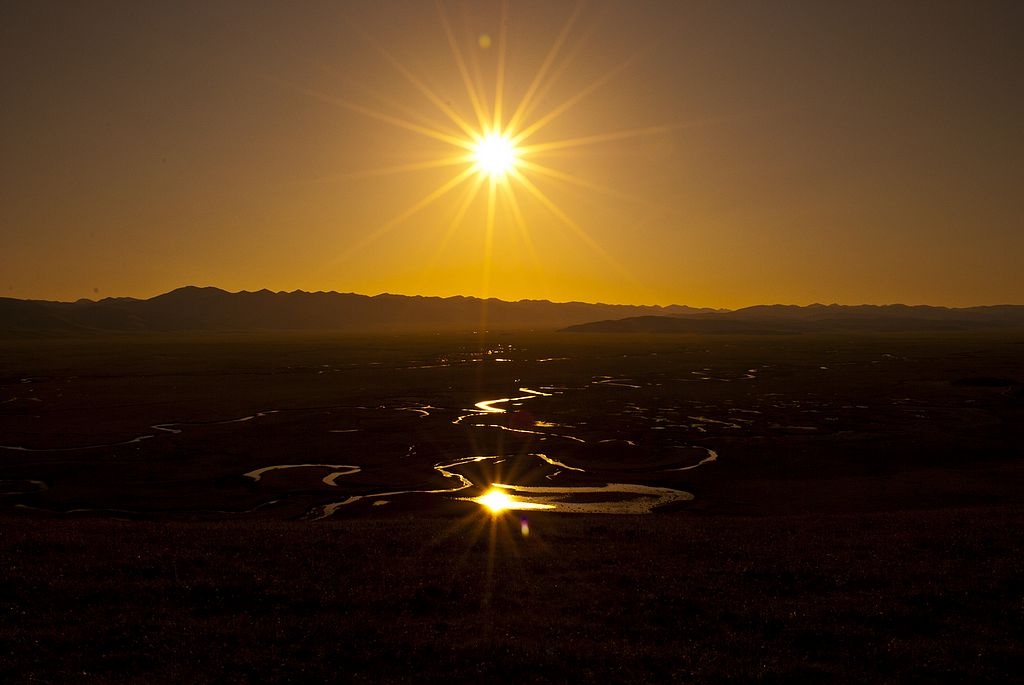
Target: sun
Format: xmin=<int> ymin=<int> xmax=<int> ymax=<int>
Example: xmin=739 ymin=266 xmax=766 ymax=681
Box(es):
xmin=477 ymin=488 xmax=515 ymax=513
xmin=472 ymin=132 xmax=518 ymax=180
xmin=470 ymin=485 xmax=555 ymax=513
xmin=315 ymin=3 xmax=671 ymax=290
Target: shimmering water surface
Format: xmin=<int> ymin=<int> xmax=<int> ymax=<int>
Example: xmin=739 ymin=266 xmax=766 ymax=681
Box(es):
xmin=2 ymin=333 xmax=968 ymax=519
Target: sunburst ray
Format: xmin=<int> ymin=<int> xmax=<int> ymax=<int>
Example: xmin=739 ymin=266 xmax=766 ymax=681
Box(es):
xmin=491 ymin=0 xmax=510 ymax=132
xmin=339 ymin=166 xmax=478 ymax=260
xmin=425 ymin=172 xmax=488 ymax=272
xmin=504 ymin=0 xmax=586 ymax=136
xmin=311 ymin=54 xmax=464 ymax=139
xmin=499 ymin=182 xmax=548 ymax=296
xmin=481 ymin=178 xmax=498 ymax=299
xmin=313 ymin=154 xmax=474 ymax=183
xmin=436 ymin=0 xmax=491 ymax=133
xmin=284 ymin=80 xmax=474 ymax=150
xmin=508 ymin=167 xmax=627 ymax=278
xmin=518 ymin=122 xmax=680 ymax=155
xmin=511 ymin=45 xmax=650 ymax=145
xmin=514 ymin=158 xmax=645 ymax=205
xmin=359 ymin=28 xmax=481 ymax=140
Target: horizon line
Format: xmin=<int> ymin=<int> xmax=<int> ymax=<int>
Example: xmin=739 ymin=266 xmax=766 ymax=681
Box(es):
xmin=5 ymin=285 xmax=1023 ymax=312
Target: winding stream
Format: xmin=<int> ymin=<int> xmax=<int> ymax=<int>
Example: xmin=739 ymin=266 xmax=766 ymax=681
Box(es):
xmin=4 ymin=374 xmax=719 ymax=517
xmin=244 ymin=464 xmax=361 ymax=487
xmin=465 ymin=482 xmax=692 ymax=514
xmin=306 ymin=453 xmax=693 ymax=519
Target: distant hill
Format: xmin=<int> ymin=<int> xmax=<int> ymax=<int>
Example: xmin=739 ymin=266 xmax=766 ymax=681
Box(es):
xmin=0 ymin=286 xmax=715 ymax=334
xmin=5 ymin=288 xmax=1021 ymax=335
xmin=564 ymin=304 xmax=1024 ymax=334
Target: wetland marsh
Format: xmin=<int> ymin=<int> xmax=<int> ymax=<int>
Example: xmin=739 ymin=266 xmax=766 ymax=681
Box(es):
xmin=1 ymin=331 xmax=1021 ymax=682
xmin=2 ymin=331 xmax=1020 ymax=519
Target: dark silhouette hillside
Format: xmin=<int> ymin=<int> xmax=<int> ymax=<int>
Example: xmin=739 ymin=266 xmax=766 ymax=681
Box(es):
xmin=4 ymin=287 xmax=1023 ymax=334
xmin=563 ymin=304 xmax=1024 ymax=334
xmin=0 ymin=286 xmax=713 ymax=334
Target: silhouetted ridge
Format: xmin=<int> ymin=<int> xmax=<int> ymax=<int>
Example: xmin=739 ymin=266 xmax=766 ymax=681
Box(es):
xmin=563 ymin=305 xmax=1024 ymax=334
xmin=0 ymin=288 xmax=713 ymax=334
xmin=4 ymin=290 xmax=1022 ymax=335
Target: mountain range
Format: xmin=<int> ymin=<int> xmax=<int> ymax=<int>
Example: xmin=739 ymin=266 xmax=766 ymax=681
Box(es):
xmin=0 ymin=286 xmax=713 ymax=334
xmin=563 ymin=304 xmax=1024 ymax=334
xmin=2 ymin=287 xmax=1022 ymax=334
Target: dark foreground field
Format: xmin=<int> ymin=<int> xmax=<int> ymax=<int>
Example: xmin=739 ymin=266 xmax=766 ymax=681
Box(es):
xmin=3 ymin=506 xmax=1022 ymax=683
xmin=1 ymin=331 xmax=1022 ymax=682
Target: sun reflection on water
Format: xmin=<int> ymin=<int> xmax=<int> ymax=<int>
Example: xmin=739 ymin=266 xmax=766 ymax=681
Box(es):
xmin=472 ymin=487 xmax=555 ymax=514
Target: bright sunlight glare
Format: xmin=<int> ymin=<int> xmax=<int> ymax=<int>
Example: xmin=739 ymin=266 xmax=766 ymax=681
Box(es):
xmin=478 ymin=488 xmax=515 ymax=513
xmin=473 ymin=133 xmax=518 ymax=179
xmin=472 ymin=486 xmax=556 ymax=513
xmin=321 ymin=2 xmax=654 ymax=292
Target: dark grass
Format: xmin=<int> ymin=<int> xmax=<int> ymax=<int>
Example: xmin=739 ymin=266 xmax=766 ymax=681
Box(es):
xmin=2 ymin=506 xmax=1022 ymax=683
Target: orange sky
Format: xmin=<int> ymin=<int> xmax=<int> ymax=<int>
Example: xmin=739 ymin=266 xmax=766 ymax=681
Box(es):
xmin=2 ymin=1 xmax=1021 ymax=308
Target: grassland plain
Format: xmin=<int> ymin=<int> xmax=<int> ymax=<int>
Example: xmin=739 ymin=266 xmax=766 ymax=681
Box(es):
xmin=1 ymin=331 xmax=1022 ymax=682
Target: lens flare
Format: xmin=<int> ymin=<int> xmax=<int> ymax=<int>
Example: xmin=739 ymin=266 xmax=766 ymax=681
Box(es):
xmin=473 ymin=133 xmax=518 ymax=179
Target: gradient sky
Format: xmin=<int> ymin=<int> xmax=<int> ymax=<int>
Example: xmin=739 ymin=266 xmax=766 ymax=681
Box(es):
xmin=2 ymin=0 xmax=1021 ymax=308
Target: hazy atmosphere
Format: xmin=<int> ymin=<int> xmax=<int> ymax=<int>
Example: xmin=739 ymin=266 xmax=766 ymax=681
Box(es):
xmin=3 ymin=0 xmax=1022 ymax=307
